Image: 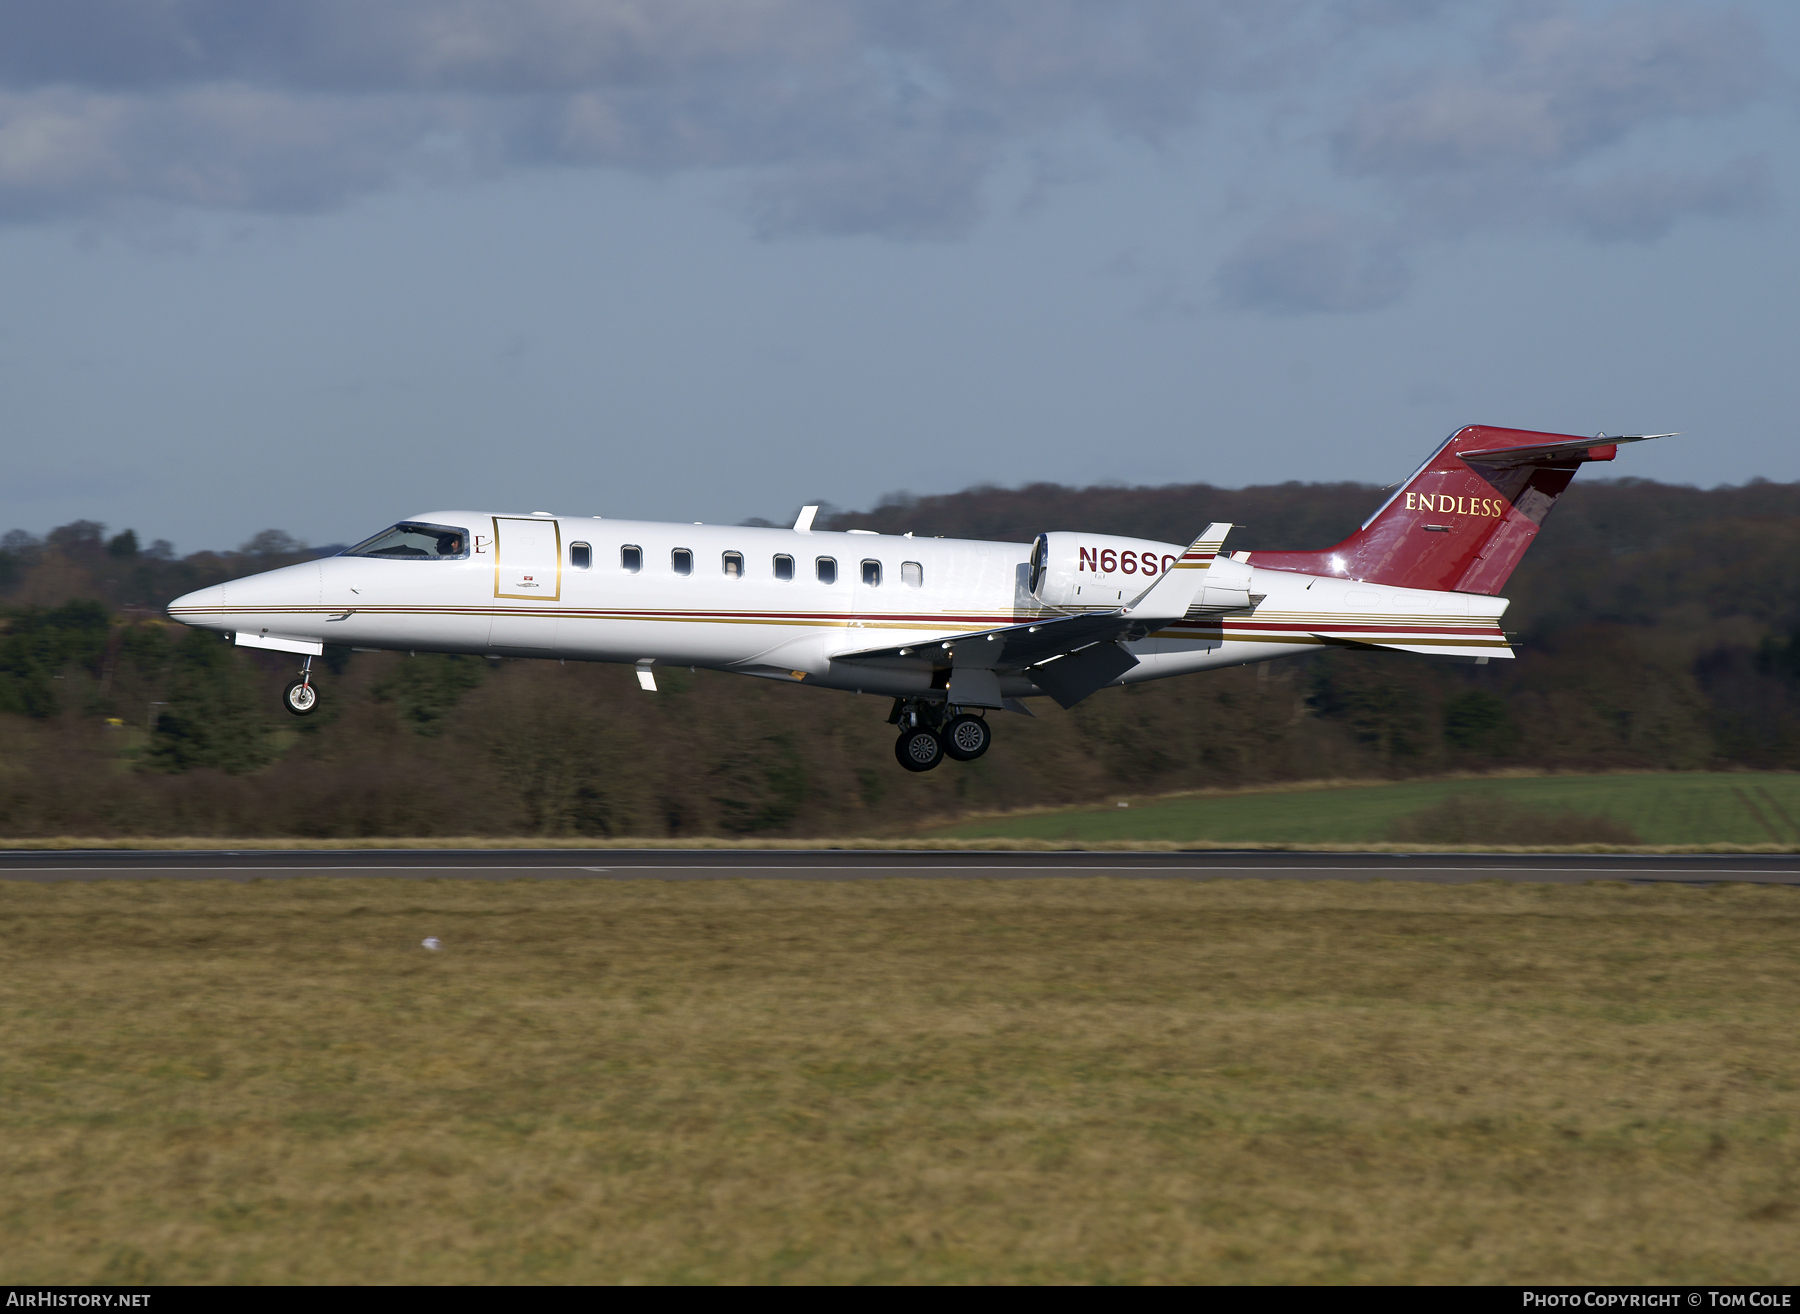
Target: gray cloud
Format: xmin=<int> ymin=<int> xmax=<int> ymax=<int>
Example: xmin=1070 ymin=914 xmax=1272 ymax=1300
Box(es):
xmin=0 ymin=0 xmax=1781 ymax=295
xmin=0 ymin=1 xmax=1293 ymax=108
xmin=1220 ymin=3 xmax=1777 ymax=313
xmin=0 ymin=0 xmax=1305 ymax=234
xmin=1214 ymin=154 xmax=1775 ymax=314
xmin=1559 ymin=156 xmax=1775 ymax=242
xmin=1215 ymin=208 xmax=1410 ymax=314
xmin=1334 ymin=6 xmax=1769 ymax=178
xmin=1399 ymin=153 xmax=1776 ymax=244
xmin=0 ymin=85 xmax=437 ymax=219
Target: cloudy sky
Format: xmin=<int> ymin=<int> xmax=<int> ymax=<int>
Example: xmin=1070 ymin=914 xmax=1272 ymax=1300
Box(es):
xmin=1 ymin=0 xmax=1795 ymax=550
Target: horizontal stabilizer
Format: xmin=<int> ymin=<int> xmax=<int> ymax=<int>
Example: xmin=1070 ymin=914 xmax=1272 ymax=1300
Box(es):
xmin=1309 ymin=632 xmax=1513 ymax=660
xmin=1459 ymin=433 xmax=1676 ymax=468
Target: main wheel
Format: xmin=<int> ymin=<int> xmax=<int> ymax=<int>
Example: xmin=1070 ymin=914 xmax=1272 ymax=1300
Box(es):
xmin=943 ymin=714 xmax=991 ymax=761
xmin=283 ymin=680 xmax=319 ymax=716
xmin=895 ymin=727 xmax=945 ymax=772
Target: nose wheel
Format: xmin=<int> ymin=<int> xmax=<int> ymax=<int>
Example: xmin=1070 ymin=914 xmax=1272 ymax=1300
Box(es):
xmin=282 ymin=656 xmax=319 ymax=717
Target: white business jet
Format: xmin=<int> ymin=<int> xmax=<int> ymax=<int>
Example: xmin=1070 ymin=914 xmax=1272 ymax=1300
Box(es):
xmin=169 ymin=425 xmax=1668 ymax=772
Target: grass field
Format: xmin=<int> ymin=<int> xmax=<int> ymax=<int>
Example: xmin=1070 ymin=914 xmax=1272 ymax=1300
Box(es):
xmin=2 ymin=877 xmax=1798 ymax=1284
xmin=925 ymin=772 xmax=1800 ymax=847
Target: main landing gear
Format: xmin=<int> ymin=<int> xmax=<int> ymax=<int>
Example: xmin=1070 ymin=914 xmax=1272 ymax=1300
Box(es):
xmin=889 ymin=699 xmax=993 ymax=773
xmin=282 ymin=655 xmax=319 ymax=717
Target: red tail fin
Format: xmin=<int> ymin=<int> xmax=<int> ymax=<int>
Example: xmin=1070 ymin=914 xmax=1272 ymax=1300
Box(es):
xmin=1248 ymin=425 xmax=1667 ymax=594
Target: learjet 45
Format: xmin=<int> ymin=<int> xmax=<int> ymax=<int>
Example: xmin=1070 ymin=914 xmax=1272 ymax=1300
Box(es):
xmin=168 ymin=425 xmax=1669 ymax=771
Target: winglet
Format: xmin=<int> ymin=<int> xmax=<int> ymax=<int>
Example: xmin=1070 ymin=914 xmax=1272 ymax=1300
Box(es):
xmin=793 ymin=505 xmax=819 ymax=533
xmin=1125 ymin=522 xmax=1233 ymax=618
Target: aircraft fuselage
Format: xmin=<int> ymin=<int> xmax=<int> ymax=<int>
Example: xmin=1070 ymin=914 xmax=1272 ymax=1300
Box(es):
xmin=169 ymin=510 xmax=1511 ymax=705
xmin=168 ymin=425 xmax=1668 ymax=769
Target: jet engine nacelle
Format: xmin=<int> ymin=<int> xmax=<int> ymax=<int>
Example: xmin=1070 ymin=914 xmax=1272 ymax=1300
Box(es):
xmin=1190 ymin=555 xmax=1253 ymax=611
xmin=1029 ymin=531 xmax=1253 ymax=611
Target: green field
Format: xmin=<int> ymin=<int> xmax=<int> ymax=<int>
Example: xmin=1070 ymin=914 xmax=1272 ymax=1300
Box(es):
xmin=2 ymin=877 xmax=1797 ymax=1284
xmin=925 ymin=772 xmax=1800 ymax=847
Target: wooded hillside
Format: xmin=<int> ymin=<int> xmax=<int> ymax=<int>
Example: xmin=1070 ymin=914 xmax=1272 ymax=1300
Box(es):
xmin=0 ymin=477 xmax=1795 ymax=838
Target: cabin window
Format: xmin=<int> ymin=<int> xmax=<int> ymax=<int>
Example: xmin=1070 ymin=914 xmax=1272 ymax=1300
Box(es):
xmin=343 ymin=521 xmax=469 ymax=561
xmin=672 ymin=548 xmax=693 ymax=576
xmin=862 ymin=560 xmax=882 ymax=587
xmin=620 ymin=545 xmax=642 ymax=573
xmin=773 ymin=554 xmax=794 ymax=581
xmin=816 ymin=557 xmax=837 ymax=585
xmin=722 ymin=551 xmax=744 ymax=579
xmin=569 ymin=542 xmax=592 ymax=570
xmin=901 ymin=561 xmax=923 ymax=588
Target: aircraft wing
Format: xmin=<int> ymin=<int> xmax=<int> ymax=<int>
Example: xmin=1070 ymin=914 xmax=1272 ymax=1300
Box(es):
xmin=830 ymin=608 xmax=1131 ymax=672
xmin=830 ymin=523 xmax=1240 ymax=710
xmin=831 ymin=519 xmax=1238 ymax=671
xmin=830 ymin=609 xmax=1138 ymax=711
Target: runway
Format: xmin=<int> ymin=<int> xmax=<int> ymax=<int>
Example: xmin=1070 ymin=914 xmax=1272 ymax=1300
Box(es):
xmin=1 ymin=848 xmax=1798 ymax=885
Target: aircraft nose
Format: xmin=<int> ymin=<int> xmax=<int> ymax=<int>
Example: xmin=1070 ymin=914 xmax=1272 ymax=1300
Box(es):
xmin=167 ymin=582 xmax=228 ymax=629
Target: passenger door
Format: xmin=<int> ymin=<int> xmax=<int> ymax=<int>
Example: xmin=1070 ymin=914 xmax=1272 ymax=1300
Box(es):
xmin=489 ymin=516 xmax=561 ymax=652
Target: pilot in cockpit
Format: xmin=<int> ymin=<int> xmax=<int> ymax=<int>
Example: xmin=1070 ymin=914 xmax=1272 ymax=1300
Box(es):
xmin=438 ymin=533 xmax=464 ymax=558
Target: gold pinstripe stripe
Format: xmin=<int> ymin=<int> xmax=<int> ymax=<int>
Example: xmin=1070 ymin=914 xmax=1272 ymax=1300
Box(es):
xmin=174 ymin=605 xmax=1509 ymax=645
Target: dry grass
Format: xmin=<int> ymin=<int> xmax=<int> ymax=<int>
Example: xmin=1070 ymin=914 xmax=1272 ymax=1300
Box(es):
xmin=2 ymin=835 xmax=1799 ymax=853
xmin=2 ymin=877 xmax=1798 ymax=1284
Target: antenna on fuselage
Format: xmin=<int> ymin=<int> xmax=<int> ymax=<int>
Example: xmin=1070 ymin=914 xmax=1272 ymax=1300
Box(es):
xmin=794 ymin=505 xmax=819 ymax=533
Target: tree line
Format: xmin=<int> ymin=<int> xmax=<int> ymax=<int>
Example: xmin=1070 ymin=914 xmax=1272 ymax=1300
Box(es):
xmin=0 ymin=477 xmax=1795 ymax=838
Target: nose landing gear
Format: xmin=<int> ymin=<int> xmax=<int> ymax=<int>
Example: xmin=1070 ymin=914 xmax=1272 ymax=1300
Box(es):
xmin=889 ymin=700 xmax=991 ymax=771
xmin=282 ymin=655 xmax=319 ymax=716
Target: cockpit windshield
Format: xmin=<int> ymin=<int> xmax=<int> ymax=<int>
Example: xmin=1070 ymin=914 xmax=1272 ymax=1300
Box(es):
xmin=342 ymin=522 xmax=470 ymax=561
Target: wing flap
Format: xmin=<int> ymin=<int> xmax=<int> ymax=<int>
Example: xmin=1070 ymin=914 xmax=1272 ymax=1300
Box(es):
xmin=1029 ymin=642 xmax=1140 ymax=709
